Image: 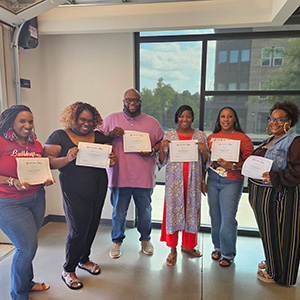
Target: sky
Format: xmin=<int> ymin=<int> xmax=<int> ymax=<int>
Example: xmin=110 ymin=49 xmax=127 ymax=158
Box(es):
xmin=140 ymin=29 xmax=216 ymax=94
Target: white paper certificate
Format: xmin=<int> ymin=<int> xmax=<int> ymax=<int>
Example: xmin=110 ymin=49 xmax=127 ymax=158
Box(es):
xmin=76 ymin=142 xmax=112 ymax=168
xmin=123 ymin=130 xmax=151 ymax=152
xmin=241 ymin=155 xmax=273 ymax=180
xmin=211 ymin=140 xmax=240 ymax=162
xmin=170 ymin=140 xmax=198 ymax=162
xmin=16 ymin=157 xmax=53 ymax=185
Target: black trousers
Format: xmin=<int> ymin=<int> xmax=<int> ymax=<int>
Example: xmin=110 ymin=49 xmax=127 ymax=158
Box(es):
xmin=59 ymin=170 xmax=108 ymax=272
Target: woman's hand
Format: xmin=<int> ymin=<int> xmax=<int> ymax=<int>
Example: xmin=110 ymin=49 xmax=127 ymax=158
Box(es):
xmin=262 ymin=172 xmax=271 ymax=184
xmin=217 ymin=158 xmax=232 ymax=170
xmin=160 ymin=140 xmax=170 ymax=151
xmin=109 ymin=152 xmax=117 ymax=167
xmin=13 ymin=179 xmax=30 ymax=191
xmin=197 ymin=142 xmax=206 ymax=152
xmin=66 ymin=147 xmax=79 ymax=162
xmin=201 ymin=181 xmax=207 ymax=196
xmin=44 ymin=178 xmax=55 ymax=186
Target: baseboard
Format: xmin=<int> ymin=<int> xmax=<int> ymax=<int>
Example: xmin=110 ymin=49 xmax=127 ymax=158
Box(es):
xmin=42 ymin=215 xmax=135 ymax=228
xmin=42 ymin=215 xmax=259 ymax=237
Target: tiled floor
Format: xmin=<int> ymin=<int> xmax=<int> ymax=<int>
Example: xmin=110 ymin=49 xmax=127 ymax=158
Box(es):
xmin=0 ymin=222 xmax=299 ymax=300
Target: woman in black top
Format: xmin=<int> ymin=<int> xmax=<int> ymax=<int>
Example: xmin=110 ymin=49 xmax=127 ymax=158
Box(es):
xmin=44 ymin=102 xmax=116 ymax=290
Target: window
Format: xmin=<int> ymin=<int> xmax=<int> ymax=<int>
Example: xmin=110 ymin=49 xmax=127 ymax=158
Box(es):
xmin=218 ymin=50 xmax=227 ymax=63
xmin=228 ymin=82 xmax=237 ymax=90
xmin=261 ymin=47 xmax=284 ymax=67
xmin=261 ymin=48 xmax=271 ymax=66
xmin=217 ymin=83 xmax=226 ymax=90
xmin=138 ymin=27 xmax=300 ymax=231
xmin=240 ymin=82 xmax=248 ymax=90
xmin=273 ymin=47 xmax=284 ymax=66
xmin=259 ymin=81 xmax=268 ymax=99
xmin=230 ymin=50 xmax=239 ymax=63
xmin=241 ymin=49 xmax=250 ymax=62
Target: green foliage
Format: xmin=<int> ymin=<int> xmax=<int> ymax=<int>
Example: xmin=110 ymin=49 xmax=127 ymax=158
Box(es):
xmin=141 ymin=78 xmax=200 ymax=129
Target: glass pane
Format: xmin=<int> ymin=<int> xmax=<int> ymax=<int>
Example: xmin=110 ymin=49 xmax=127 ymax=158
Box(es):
xmin=140 ymin=41 xmax=202 ymax=131
xmin=207 ymin=37 xmax=300 ymax=91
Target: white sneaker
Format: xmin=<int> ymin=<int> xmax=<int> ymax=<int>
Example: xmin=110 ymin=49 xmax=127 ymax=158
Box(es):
xmin=141 ymin=240 xmax=154 ymax=255
xmin=109 ymin=242 xmax=122 ymax=259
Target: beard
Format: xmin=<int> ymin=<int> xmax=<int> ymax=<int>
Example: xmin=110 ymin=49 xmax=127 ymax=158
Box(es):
xmin=123 ymin=104 xmax=141 ymax=118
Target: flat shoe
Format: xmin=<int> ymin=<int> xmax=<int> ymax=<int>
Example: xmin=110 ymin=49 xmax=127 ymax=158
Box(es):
xmin=181 ymin=246 xmax=202 ymax=257
xmin=211 ymin=250 xmax=221 ymax=261
xmin=219 ymin=257 xmax=233 ymax=267
xmin=78 ymin=261 xmax=101 ymax=275
xmin=61 ymin=271 xmax=83 ymax=290
xmin=257 ymin=269 xmax=274 ymax=283
xmin=166 ymin=253 xmax=177 ymax=266
xmin=30 ymin=282 xmax=50 ymax=292
xmin=258 ymin=260 xmax=267 ymax=270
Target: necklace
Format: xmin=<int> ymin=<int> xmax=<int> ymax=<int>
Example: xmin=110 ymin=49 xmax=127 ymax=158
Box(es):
xmin=16 ymin=140 xmax=29 ymax=150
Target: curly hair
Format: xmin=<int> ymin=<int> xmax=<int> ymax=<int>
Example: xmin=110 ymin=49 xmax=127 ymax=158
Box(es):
xmin=213 ymin=106 xmax=244 ymax=133
xmin=60 ymin=102 xmax=102 ymax=129
xmin=270 ymin=101 xmax=300 ymax=127
xmin=0 ymin=105 xmax=32 ymax=136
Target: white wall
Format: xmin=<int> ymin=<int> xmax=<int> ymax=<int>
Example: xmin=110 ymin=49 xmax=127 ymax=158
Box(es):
xmin=18 ymin=32 xmax=135 ymax=220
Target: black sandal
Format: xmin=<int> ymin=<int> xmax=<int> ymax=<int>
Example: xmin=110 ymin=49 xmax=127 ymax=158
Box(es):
xmin=211 ymin=250 xmax=221 ymax=260
xmin=219 ymin=257 xmax=233 ymax=267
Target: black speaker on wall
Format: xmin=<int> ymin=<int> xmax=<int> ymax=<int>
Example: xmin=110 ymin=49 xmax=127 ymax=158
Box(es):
xmin=18 ymin=17 xmax=38 ymax=49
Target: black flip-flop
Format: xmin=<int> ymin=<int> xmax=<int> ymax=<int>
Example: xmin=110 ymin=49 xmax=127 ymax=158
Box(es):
xmin=78 ymin=262 xmax=101 ymax=275
xmin=61 ymin=272 xmax=83 ymax=290
xmin=211 ymin=250 xmax=221 ymax=260
xmin=219 ymin=257 xmax=233 ymax=267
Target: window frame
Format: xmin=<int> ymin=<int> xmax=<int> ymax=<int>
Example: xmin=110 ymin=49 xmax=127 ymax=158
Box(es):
xmin=135 ymin=28 xmax=300 ymax=234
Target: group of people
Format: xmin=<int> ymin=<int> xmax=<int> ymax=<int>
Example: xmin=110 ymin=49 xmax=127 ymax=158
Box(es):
xmin=0 ymin=90 xmax=299 ymax=300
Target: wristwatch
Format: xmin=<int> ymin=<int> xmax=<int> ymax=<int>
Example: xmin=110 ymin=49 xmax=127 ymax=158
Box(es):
xmin=232 ymin=163 xmax=237 ymax=170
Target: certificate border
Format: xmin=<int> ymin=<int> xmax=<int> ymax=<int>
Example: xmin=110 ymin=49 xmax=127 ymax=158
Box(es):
xmin=123 ymin=130 xmax=151 ymax=153
xmin=76 ymin=142 xmax=112 ymax=169
xmin=169 ymin=140 xmax=198 ymax=162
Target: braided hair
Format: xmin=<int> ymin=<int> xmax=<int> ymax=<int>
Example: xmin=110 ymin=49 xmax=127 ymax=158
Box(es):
xmin=0 ymin=105 xmax=32 ymax=136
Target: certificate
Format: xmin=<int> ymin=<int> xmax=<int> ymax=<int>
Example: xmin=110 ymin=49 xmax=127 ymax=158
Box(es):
xmin=241 ymin=155 xmax=273 ymax=180
xmin=170 ymin=140 xmax=198 ymax=162
xmin=123 ymin=130 xmax=151 ymax=152
xmin=211 ymin=140 xmax=240 ymax=162
xmin=76 ymin=142 xmax=112 ymax=168
xmin=16 ymin=157 xmax=53 ymax=185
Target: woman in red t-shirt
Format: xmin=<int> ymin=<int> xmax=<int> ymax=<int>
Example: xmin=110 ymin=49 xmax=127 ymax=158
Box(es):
xmin=207 ymin=107 xmax=253 ymax=267
xmin=0 ymin=105 xmax=54 ymax=300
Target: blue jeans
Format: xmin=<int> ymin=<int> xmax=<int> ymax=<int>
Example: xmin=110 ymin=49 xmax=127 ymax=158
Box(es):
xmin=110 ymin=187 xmax=153 ymax=243
xmin=207 ymin=169 xmax=243 ymax=259
xmin=0 ymin=188 xmax=45 ymax=300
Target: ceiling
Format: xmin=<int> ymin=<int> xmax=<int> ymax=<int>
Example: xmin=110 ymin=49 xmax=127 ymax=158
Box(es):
xmin=0 ymin=0 xmax=300 ymax=31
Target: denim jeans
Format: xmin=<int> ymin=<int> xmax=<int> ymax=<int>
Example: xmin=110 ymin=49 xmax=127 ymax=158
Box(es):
xmin=110 ymin=187 xmax=153 ymax=243
xmin=207 ymin=169 xmax=243 ymax=259
xmin=0 ymin=188 xmax=45 ymax=300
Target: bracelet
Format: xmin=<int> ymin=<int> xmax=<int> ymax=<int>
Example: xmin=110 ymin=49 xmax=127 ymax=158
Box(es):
xmin=7 ymin=177 xmax=14 ymax=186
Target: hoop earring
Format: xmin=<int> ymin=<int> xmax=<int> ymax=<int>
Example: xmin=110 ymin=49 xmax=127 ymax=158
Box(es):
xmin=266 ymin=126 xmax=272 ymax=136
xmin=283 ymin=122 xmax=290 ymax=133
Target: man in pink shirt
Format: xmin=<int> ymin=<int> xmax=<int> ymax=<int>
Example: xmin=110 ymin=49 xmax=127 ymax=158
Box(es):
xmin=101 ymin=88 xmax=164 ymax=258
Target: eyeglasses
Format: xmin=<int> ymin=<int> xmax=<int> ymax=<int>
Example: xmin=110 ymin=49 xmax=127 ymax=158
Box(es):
xmin=125 ymin=98 xmax=141 ymax=104
xmin=267 ymin=116 xmax=288 ymax=123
